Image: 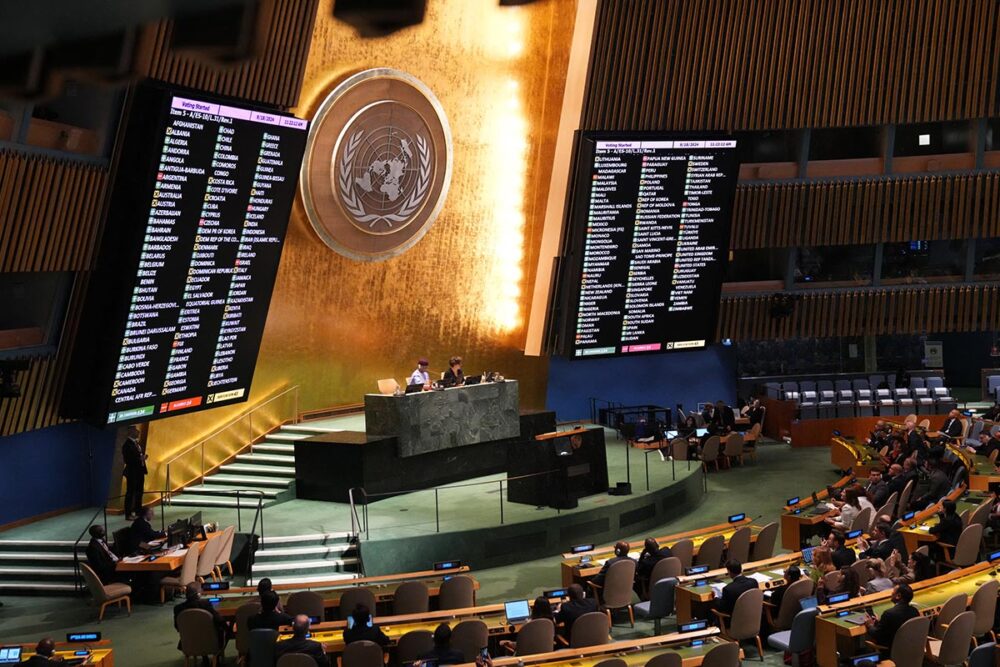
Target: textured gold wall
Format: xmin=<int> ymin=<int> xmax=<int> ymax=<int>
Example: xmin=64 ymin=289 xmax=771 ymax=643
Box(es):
xmin=144 ymin=0 xmax=577 ymax=492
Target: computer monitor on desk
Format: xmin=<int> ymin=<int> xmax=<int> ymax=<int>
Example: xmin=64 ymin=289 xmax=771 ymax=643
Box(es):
xmin=167 ymin=518 xmax=190 ymax=547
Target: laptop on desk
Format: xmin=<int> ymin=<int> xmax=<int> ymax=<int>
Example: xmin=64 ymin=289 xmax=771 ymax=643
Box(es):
xmin=504 ymin=599 xmax=531 ymax=624
xmin=464 ymin=375 xmax=482 ymax=386
xmin=404 ymin=383 xmax=424 ymax=394
xmin=0 ymin=647 xmax=21 ymax=664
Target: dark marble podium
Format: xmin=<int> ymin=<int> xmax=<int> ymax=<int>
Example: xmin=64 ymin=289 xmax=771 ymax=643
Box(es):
xmin=364 ymin=380 xmax=520 ymax=457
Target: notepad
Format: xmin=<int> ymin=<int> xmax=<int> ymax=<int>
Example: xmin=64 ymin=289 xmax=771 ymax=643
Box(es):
xmin=748 ymin=572 xmax=772 ymax=584
xmin=710 ymin=583 xmax=725 ymax=599
xmin=122 ymin=556 xmax=146 ymax=563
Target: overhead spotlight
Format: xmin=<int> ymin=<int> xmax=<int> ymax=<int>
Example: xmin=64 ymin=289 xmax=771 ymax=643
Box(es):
xmin=333 ymin=0 xmax=426 ymax=37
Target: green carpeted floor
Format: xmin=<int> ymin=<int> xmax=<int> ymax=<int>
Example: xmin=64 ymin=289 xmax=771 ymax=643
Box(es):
xmin=0 ymin=442 xmax=836 ymax=666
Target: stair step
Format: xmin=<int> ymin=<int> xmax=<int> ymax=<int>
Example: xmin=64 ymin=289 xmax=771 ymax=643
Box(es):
xmin=219 ymin=463 xmax=296 ymax=476
xmin=251 ymin=557 xmax=360 ymax=573
xmin=249 ymin=573 xmax=358 ymax=586
xmin=254 ymin=545 xmax=356 ymax=559
xmin=259 ymin=532 xmax=354 ymax=545
xmin=266 ymin=433 xmax=314 ymax=442
xmin=0 ymin=540 xmax=76 ymax=549
xmin=0 ymin=552 xmax=78 ymax=562
xmin=204 ymin=474 xmax=292 ymax=488
xmin=235 ymin=453 xmax=296 ymax=465
xmin=0 ymin=581 xmax=80 ymax=593
xmin=170 ymin=497 xmax=275 ymax=509
xmin=182 ymin=485 xmax=280 ymax=498
xmin=253 ymin=443 xmax=296 ymax=454
xmin=0 ymin=566 xmax=78 ymax=576
xmin=280 ymin=425 xmax=345 ymax=434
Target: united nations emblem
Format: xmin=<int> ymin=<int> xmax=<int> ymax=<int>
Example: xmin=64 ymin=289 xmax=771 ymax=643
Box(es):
xmin=300 ymin=69 xmax=452 ymax=261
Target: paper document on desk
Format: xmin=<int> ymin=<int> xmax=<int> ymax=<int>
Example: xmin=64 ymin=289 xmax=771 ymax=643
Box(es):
xmin=172 ymin=549 xmax=189 ymax=557
xmin=917 ymin=525 xmax=931 ymax=532
xmin=748 ymin=572 xmax=772 ymax=584
xmin=710 ymin=583 xmax=725 ymax=599
xmin=122 ymin=556 xmax=146 ymax=563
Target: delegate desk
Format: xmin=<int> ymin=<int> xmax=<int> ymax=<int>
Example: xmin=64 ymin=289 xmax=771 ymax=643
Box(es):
xmin=968 ymin=455 xmax=1000 ymax=491
xmin=830 ymin=438 xmax=881 ymax=477
xmin=16 ymin=640 xmax=114 ymax=666
xmin=457 ymin=628 xmax=738 ymax=667
xmin=780 ymin=470 xmax=855 ymax=551
xmin=365 ymin=380 xmax=520 ymax=457
xmin=897 ymin=489 xmax=989 ymax=554
xmin=116 ymin=530 xmax=225 ymax=572
xmin=815 ymin=560 xmax=1000 ymax=666
xmin=215 ymin=569 xmax=478 ymax=619
xmin=559 ymin=517 xmax=758 ymax=587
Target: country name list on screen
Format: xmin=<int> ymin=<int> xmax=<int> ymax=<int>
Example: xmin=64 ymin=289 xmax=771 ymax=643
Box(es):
xmin=572 ymin=138 xmax=738 ymax=358
xmin=107 ymin=95 xmax=307 ymax=424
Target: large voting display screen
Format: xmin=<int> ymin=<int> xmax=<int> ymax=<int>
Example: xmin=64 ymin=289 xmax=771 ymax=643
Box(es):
xmin=559 ymin=132 xmax=739 ymax=359
xmin=62 ymin=83 xmax=308 ymax=425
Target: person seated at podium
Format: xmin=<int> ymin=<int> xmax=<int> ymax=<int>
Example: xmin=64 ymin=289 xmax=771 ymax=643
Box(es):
xmin=972 ymin=430 xmax=1000 ymax=459
xmin=983 ymin=401 xmax=1000 ymax=422
xmin=276 ymin=615 xmax=329 ymax=667
xmin=635 ymin=537 xmax=673 ymax=594
xmin=419 ymin=624 xmax=465 ymax=665
xmin=131 ymin=507 xmax=165 ymax=549
xmin=715 ymin=560 xmax=758 ymax=617
xmin=408 ymin=358 xmax=430 ymax=388
xmin=85 ymin=524 xmax=123 ymax=584
xmin=174 ymin=582 xmax=228 ymax=651
xmin=442 ymin=356 xmax=464 ymax=388
xmin=249 ymin=590 xmax=293 ymax=631
xmin=555 ymin=584 xmax=598 ymax=642
xmin=23 ymin=638 xmax=60 ymax=666
xmin=863 ymin=584 xmax=919 ymax=652
xmin=591 ymin=541 xmax=634 ymax=587
xmin=940 ymin=410 xmax=964 ymax=439
xmin=343 ymin=604 xmax=389 ymax=647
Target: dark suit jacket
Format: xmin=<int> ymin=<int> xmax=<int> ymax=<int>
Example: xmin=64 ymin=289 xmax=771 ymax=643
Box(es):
xmin=248 ymin=609 xmax=293 ymax=631
xmin=749 ymin=406 xmax=765 ymax=426
xmin=442 ymin=368 xmax=464 ymax=387
xmin=85 ymin=537 xmax=118 ymax=584
xmin=860 ymin=532 xmax=908 ymax=563
xmin=556 ymin=597 xmax=599 ymax=640
xmin=832 ymin=546 xmax=857 ymax=569
xmin=592 ymin=555 xmax=634 ymax=587
xmin=636 ymin=546 xmax=673 ymax=581
xmin=419 ymin=646 xmax=465 ymax=665
xmin=717 ymin=575 xmax=758 ymax=616
xmin=122 ymin=437 xmax=147 ymax=476
xmin=24 ymin=656 xmax=59 ymax=666
xmin=343 ymin=623 xmax=390 ymax=647
xmin=868 ymin=602 xmax=919 ymax=647
xmin=915 ymin=470 xmax=950 ymax=508
xmin=929 ymin=513 xmax=963 ymax=547
xmin=978 ymin=438 xmax=1000 ymax=459
xmin=173 ymin=597 xmax=225 ymax=632
xmin=275 ymin=636 xmax=330 ymax=667
xmin=940 ymin=418 xmax=963 ymax=438
xmin=131 ymin=517 xmax=165 ymax=545
xmin=768 ymin=583 xmax=789 ymax=612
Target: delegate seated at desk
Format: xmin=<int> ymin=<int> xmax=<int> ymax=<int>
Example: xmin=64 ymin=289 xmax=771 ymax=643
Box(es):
xmin=277 ymin=616 xmax=330 ymax=667
xmin=23 ymin=639 xmax=61 ymax=666
xmin=86 ymin=525 xmax=126 ymax=585
xmin=442 ymin=356 xmax=464 ymax=388
xmin=555 ymin=584 xmax=598 ymax=642
xmin=174 ymin=583 xmax=228 ymax=649
xmin=343 ymin=605 xmax=389 ymax=647
xmin=864 ymin=583 xmax=919 ymax=651
xmin=715 ymin=560 xmax=758 ymax=617
xmin=408 ymin=358 xmax=431 ymax=389
xmin=131 ymin=507 xmax=166 ymax=548
xmin=249 ymin=590 xmax=293 ymax=631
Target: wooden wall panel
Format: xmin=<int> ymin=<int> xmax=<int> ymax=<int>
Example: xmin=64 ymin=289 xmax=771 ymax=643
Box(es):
xmin=717 ymin=285 xmax=1000 ymax=341
xmin=731 ymin=172 xmax=1000 ymax=249
xmin=584 ymin=0 xmax=1000 ymax=130
xmin=135 ymin=0 xmax=320 ymax=109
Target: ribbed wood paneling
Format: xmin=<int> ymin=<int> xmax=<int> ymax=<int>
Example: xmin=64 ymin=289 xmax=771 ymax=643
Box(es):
xmin=0 ymin=151 xmax=108 ymax=436
xmin=731 ymin=172 xmax=1000 ymax=249
xmin=135 ymin=0 xmax=320 ymax=109
xmin=584 ymin=0 xmax=1000 ymax=130
xmin=717 ymin=285 xmax=1000 ymax=341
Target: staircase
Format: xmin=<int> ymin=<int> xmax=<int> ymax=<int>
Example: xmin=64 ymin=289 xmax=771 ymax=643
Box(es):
xmin=249 ymin=532 xmax=361 ymax=586
xmin=169 ymin=423 xmax=342 ymax=509
xmin=0 ymin=540 xmax=81 ymax=595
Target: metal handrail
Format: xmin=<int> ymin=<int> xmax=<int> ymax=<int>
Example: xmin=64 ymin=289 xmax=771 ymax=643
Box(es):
xmin=164 ymin=385 xmax=300 ymax=499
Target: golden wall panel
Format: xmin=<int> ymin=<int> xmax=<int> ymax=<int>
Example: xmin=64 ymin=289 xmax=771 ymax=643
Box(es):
xmin=146 ymin=0 xmax=577 ymax=491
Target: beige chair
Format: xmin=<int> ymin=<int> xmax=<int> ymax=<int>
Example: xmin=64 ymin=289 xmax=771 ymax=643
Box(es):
xmin=338 ymin=587 xmax=376 ymax=619
xmin=701 ymin=642 xmax=739 ymax=667
xmin=508 ymin=617 xmax=554 ymax=656
xmin=937 ymin=523 xmax=984 ymax=573
xmin=969 ymin=502 xmax=992 ymax=528
xmin=451 ymin=620 xmax=488 ymax=661
xmin=926 ymin=610 xmax=975 ymax=665
xmin=341 ymin=640 xmax=384 ymax=667
xmin=991 ymin=449 xmax=1000 ymax=464
xmin=694 ymin=534 xmax=725 ymax=569
xmin=750 ymin=522 xmax=778 ymax=561
xmin=643 ymin=653 xmax=682 ymax=667
xmin=234 ymin=601 xmax=261 ymax=664
xmin=701 ymin=436 xmax=721 ymax=472
xmin=765 ymin=578 xmax=814 ymax=631
xmin=80 ymin=563 xmax=131 ymax=622
xmin=276 ymin=654 xmax=318 ymax=667
xmin=570 ymin=611 xmax=610 ymax=648
xmin=932 ymin=593 xmax=968 ymax=639
xmin=919 ymin=418 xmax=931 ymax=430
xmin=670 ymin=438 xmax=688 ymax=461
xmin=376 ymin=379 xmax=399 ymax=395
xmin=196 ymin=536 xmax=227 ymax=582
xmin=670 ymin=539 xmax=694 ymax=569
xmin=865 ymin=615 xmax=930 ymax=667
xmin=970 ymin=579 xmax=999 ymax=644
xmin=588 ymin=558 xmax=636 ymax=626
xmin=396 ymin=630 xmax=434 ymax=663
xmin=850 ymin=560 xmax=871 ymax=588
xmin=849 ymin=506 xmax=873 ymax=533
xmin=726 ymin=526 xmax=751 ymax=563
xmin=286 ymin=590 xmax=324 ymax=619
xmin=875 ymin=493 xmax=898 ymax=525
xmin=647 ymin=557 xmax=682 ymax=588
xmin=821 ymin=570 xmax=842 ymax=592
xmin=897 ymin=479 xmax=915 ymax=515
xmin=723 ymin=433 xmax=744 ymax=467
xmin=712 ymin=588 xmax=764 ymax=661
xmin=392 ymin=581 xmax=430 ymax=615
xmin=213 ymin=525 xmax=236 ymax=577
xmin=593 ymin=660 xmax=626 ymax=667
xmin=177 ymin=608 xmax=224 ymax=666
xmin=438 ymin=575 xmax=476 ymax=609
xmin=743 ymin=424 xmax=761 ymax=464
xmin=161 ymin=544 xmax=200 ymax=603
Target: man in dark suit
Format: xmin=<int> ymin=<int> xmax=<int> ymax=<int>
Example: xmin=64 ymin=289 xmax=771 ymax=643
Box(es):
xmin=131 ymin=507 xmax=165 ymax=548
xmin=24 ymin=638 xmax=60 ymax=666
xmin=858 ymin=523 xmax=908 ymax=563
xmin=974 ymin=431 xmax=1000 ymax=459
xmin=716 ymin=560 xmax=758 ymax=617
xmin=767 ymin=565 xmax=801 ymax=612
xmin=122 ymin=425 xmax=147 ymax=520
xmin=174 ymin=582 xmax=228 ymax=650
xmin=85 ymin=524 xmax=121 ymax=584
xmin=343 ymin=605 xmax=389 ymax=647
xmin=864 ymin=584 xmax=919 ymax=650
xmin=865 ymin=470 xmax=889 ymax=507
xmin=940 ymin=410 xmax=963 ymax=439
xmin=248 ymin=590 xmax=293 ymax=631
xmin=556 ymin=584 xmax=599 ymax=642
xmin=418 ymin=623 xmax=465 ymax=665
xmin=591 ymin=541 xmax=634 ymax=588
xmin=275 ymin=615 xmax=330 ymax=667
xmin=913 ymin=461 xmax=951 ymax=510
xmin=635 ymin=537 xmax=672 ymax=594
xmin=826 ymin=532 xmax=857 ymax=569
xmin=701 ymin=403 xmax=715 ymax=428
xmin=928 ymin=499 xmax=963 ymax=562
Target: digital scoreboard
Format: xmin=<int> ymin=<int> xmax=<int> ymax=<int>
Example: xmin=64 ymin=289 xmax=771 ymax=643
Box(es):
xmin=556 ymin=132 xmax=739 ymax=359
xmin=62 ymin=83 xmax=308 ymax=426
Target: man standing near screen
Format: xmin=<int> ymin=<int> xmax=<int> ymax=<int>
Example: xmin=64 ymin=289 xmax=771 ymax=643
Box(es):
xmin=408 ymin=358 xmax=430 ymax=388
xmin=122 ymin=425 xmax=147 ymax=520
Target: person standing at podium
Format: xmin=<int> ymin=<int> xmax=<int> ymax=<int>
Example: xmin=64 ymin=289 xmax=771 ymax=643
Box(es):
xmin=122 ymin=425 xmax=147 ymax=520
xmin=442 ymin=356 xmax=464 ymax=387
xmin=408 ymin=358 xmax=430 ymax=389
